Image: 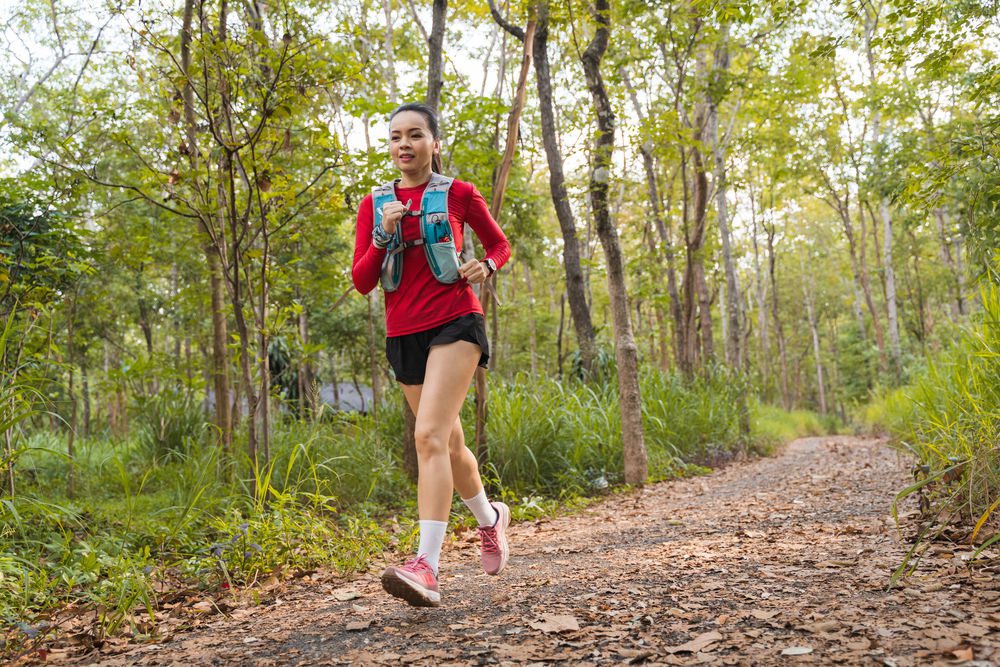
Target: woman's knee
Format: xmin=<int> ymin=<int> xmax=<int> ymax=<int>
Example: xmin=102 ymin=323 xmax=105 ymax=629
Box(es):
xmin=414 ymin=425 xmax=449 ymax=458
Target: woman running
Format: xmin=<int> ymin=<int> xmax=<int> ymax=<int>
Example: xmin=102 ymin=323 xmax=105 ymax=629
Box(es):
xmin=351 ymin=102 xmax=512 ymax=607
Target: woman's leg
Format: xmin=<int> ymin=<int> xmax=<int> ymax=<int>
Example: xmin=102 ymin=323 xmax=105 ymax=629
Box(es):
xmin=399 ymin=386 xmax=484 ymax=500
xmin=414 ymin=342 xmax=509 ymax=576
xmin=381 ymin=339 xmax=508 ymax=606
xmin=408 ymin=339 xmax=481 ymax=521
xmin=382 ymin=342 xmax=480 ymax=607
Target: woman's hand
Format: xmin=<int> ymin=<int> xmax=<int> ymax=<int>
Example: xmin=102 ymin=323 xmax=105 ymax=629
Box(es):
xmin=459 ymin=259 xmax=490 ymax=284
xmin=380 ymin=199 xmax=412 ymax=235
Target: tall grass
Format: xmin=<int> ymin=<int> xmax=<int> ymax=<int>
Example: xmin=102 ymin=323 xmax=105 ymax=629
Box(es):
xmin=484 ymin=367 xmax=823 ymax=495
xmin=3 ymin=367 xmax=827 ymax=650
xmin=865 ymin=286 xmax=1000 ymax=575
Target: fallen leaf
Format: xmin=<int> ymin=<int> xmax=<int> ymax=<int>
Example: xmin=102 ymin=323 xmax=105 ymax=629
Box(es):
xmin=666 ymin=631 xmax=723 ymax=654
xmin=333 ymin=590 xmax=362 ymax=602
xmin=751 ymin=610 xmax=781 ymax=620
xmin=951 ymin=647 xmax=974 ymax=661
xmin=781 ymin=646 xmax=813 ymax=656
xmin=797 ymin=620 xmax=841 ymax=633
xmin=953 ymin=622 xmax=989 ymax=637
xmin=191 ymin=601 xmax=215 ymax=613
xmin=529 ymin=614 xmax=580 ymax=633
xmin=346 ymin=620 xmax=371 ymax=632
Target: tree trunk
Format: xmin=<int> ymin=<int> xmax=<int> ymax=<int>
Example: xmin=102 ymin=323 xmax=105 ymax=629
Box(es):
xmin=708 ymin=24 xmax=742 ymax=371
xmin=682 ymin=120 xmax=714 ymax=373
xmin=382 ymin=0 xmax=398 ymax=100
xmin=557 ymin=292 xmax=566 ymax=379
xmin=533 ymin=0 xmax=596 ymax=375
xmin=750 ymin=200 xmax=769 ymax=396
xmin=425 ymin=0 xmax=446 ymax=111
xmin=474 ymin=15 xmax=537 ymax=469
xmin=258 ymin=254 xmax=271 ymax=470
xmin=765 ymin=220 xmax=791 ymax=409
xmin=367 ymin=292 xmax=381 ymax=424
xmin=581 ymin=0 xmax=647 ymax=485
xmin=621 ymin=67 xmax=681 ymax=375
xmin=801 ymin=255 xmax=827 ymax=414
xmin=298 ymin=300 xmax=315 ymax=419
xmin=934 ymin=206 xmax=964 ymax=318
xmin=880 ymin=198 xmax=901 ymax=378
xmin=66 ymin=367 xmax=76 ymax=498
xmin=81 ymin=363 xmax=91 ymax=438
xmin=523 ymin=262 xmax=539 ymax=377
xmin=182 ymin=0 xmax=231 ymax=456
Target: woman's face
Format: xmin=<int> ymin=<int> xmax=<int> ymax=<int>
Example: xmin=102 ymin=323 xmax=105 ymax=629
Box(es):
xmin=389 ymin=111 xmax=440 ymax=178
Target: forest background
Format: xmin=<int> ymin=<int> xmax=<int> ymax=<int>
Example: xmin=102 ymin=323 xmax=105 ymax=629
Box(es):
xmin=0 ymin=0 xmax=997 ymax=651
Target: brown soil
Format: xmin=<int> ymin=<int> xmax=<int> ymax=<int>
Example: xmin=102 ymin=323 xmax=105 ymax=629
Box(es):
xmin=28 ymin=437 xmax=1000 ymax=665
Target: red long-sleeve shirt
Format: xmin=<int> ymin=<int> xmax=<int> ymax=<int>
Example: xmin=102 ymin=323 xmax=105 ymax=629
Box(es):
xmin=352 ymin=178 xmax=511 ymax=337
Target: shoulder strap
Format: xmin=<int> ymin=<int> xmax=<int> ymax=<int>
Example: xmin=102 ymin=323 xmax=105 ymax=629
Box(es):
xmin=372 ymin=181 xmax=403 ymax=292
xmin=419 ymin=173 xmax=454 ymax=244
xmin=371 ymin=181 xmax=399 ymax=236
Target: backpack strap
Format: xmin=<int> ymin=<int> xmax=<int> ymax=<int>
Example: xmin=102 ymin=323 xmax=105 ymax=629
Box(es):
xmin=419 ymin=174 xmax=461 ymax=283
xmin=372 ymin=181 xmax=403 ymax=292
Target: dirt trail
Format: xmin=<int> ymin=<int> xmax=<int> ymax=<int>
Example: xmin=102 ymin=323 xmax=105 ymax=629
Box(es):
xmin=55 ymin=437 xmax=1000 ymax=665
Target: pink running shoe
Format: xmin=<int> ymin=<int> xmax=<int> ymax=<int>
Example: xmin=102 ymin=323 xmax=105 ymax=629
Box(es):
xmin=381 ymin=554 xmax=440 ymax=607
xmin=477 ymin=501 xmax=510 ymax=575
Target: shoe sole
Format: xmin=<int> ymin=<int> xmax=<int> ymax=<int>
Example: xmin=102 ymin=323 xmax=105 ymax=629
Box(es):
xmin=381 ymin=568 xmax=441 ymax=607
xmin=484 ymin=502 xmax=511 ymax=576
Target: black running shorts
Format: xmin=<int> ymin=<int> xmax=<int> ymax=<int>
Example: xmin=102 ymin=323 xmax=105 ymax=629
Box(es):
xmin=385 ymin=313 xmax=490 ymax=385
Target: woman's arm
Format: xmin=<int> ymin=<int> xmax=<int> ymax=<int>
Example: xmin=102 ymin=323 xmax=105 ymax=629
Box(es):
xmin=352 ymin=194 xmax=386 ymax=295
xmin=464 ymin=185 xmax=511 ymax=270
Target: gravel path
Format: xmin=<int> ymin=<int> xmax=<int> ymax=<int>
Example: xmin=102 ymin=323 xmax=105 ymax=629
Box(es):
xmin=45 ymin=436 xmax=1000 ymax=666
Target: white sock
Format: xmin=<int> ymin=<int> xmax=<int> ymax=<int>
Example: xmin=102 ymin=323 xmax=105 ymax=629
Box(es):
xmin=417 ymin=520 xmax=448 ymax=573
xmin=462 ymin=489 xmax=499 ymax=527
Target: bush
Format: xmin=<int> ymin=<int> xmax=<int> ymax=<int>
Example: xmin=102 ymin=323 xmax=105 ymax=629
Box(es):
xmin=867 ymin=286 xmax=1000 ymax=574
xmin=132 ymin=389 xmax=209 ymax=462
xmin=751 ymin=404 xmax=828 ymax=453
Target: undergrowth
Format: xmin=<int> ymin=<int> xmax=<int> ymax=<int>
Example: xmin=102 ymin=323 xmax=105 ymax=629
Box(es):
xmin=1 ymin=370 xmax=827 ymax=651
xmin=863 ymin=286 xmax=1000 ymax=581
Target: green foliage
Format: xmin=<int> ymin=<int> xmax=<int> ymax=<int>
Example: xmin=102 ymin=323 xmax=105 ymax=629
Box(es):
xmin=641 ymin=367 xmax=748 ymax=472
xmin=752 ymin=404 xmax=828 ymax=453
xmin=865 ymin=286 xmax=1000 ymax=574
xmin=1 ymin=369 xmax=826 ymax=647
xmin=0 ymin=180 xmax=91 ymax=313
xmin=133 ymin=388 xmax=208 ymax=462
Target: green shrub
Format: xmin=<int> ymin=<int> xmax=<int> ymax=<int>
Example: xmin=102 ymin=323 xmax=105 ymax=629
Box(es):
xmin=871 ymin=286 xmax=1000 ymax=576
xmin=752 ymin=404 xmax=828 ymax=453
xmin=132 ymin=389 xmax=209 ymax=462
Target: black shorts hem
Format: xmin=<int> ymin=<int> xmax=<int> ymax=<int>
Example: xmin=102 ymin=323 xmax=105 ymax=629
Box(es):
xmin=386 ymin=313 xmax=489 ymax=385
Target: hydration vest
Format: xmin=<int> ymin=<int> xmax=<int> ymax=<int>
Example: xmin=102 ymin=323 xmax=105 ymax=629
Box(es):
xmin=372 ymin=173 xmax=461 ymax=292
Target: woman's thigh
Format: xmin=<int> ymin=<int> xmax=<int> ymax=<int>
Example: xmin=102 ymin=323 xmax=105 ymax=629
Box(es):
xmin=413 ymin=340 xmax=480 ymax=434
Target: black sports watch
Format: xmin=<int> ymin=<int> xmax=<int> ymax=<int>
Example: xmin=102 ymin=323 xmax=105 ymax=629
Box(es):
xmin=482 ymin=258 xmax=497 ymax=276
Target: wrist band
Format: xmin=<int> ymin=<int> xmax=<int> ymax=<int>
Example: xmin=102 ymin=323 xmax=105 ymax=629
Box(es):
xmin=373 ymin=226 xmax=393 ymax=249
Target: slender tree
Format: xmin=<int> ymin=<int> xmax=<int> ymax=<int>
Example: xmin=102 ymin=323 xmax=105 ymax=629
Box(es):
xmin=532 ymin=0 xmax=597 ymax=375
xmin=581 ymin=0 xmax=647 ymax=485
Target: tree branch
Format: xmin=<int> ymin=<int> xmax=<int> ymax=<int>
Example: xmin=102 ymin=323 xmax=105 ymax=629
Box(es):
xmin=486 ymin=0 xmax=524 ymax=42
xmin=402 ymin=0 xmax=430 ymax=44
